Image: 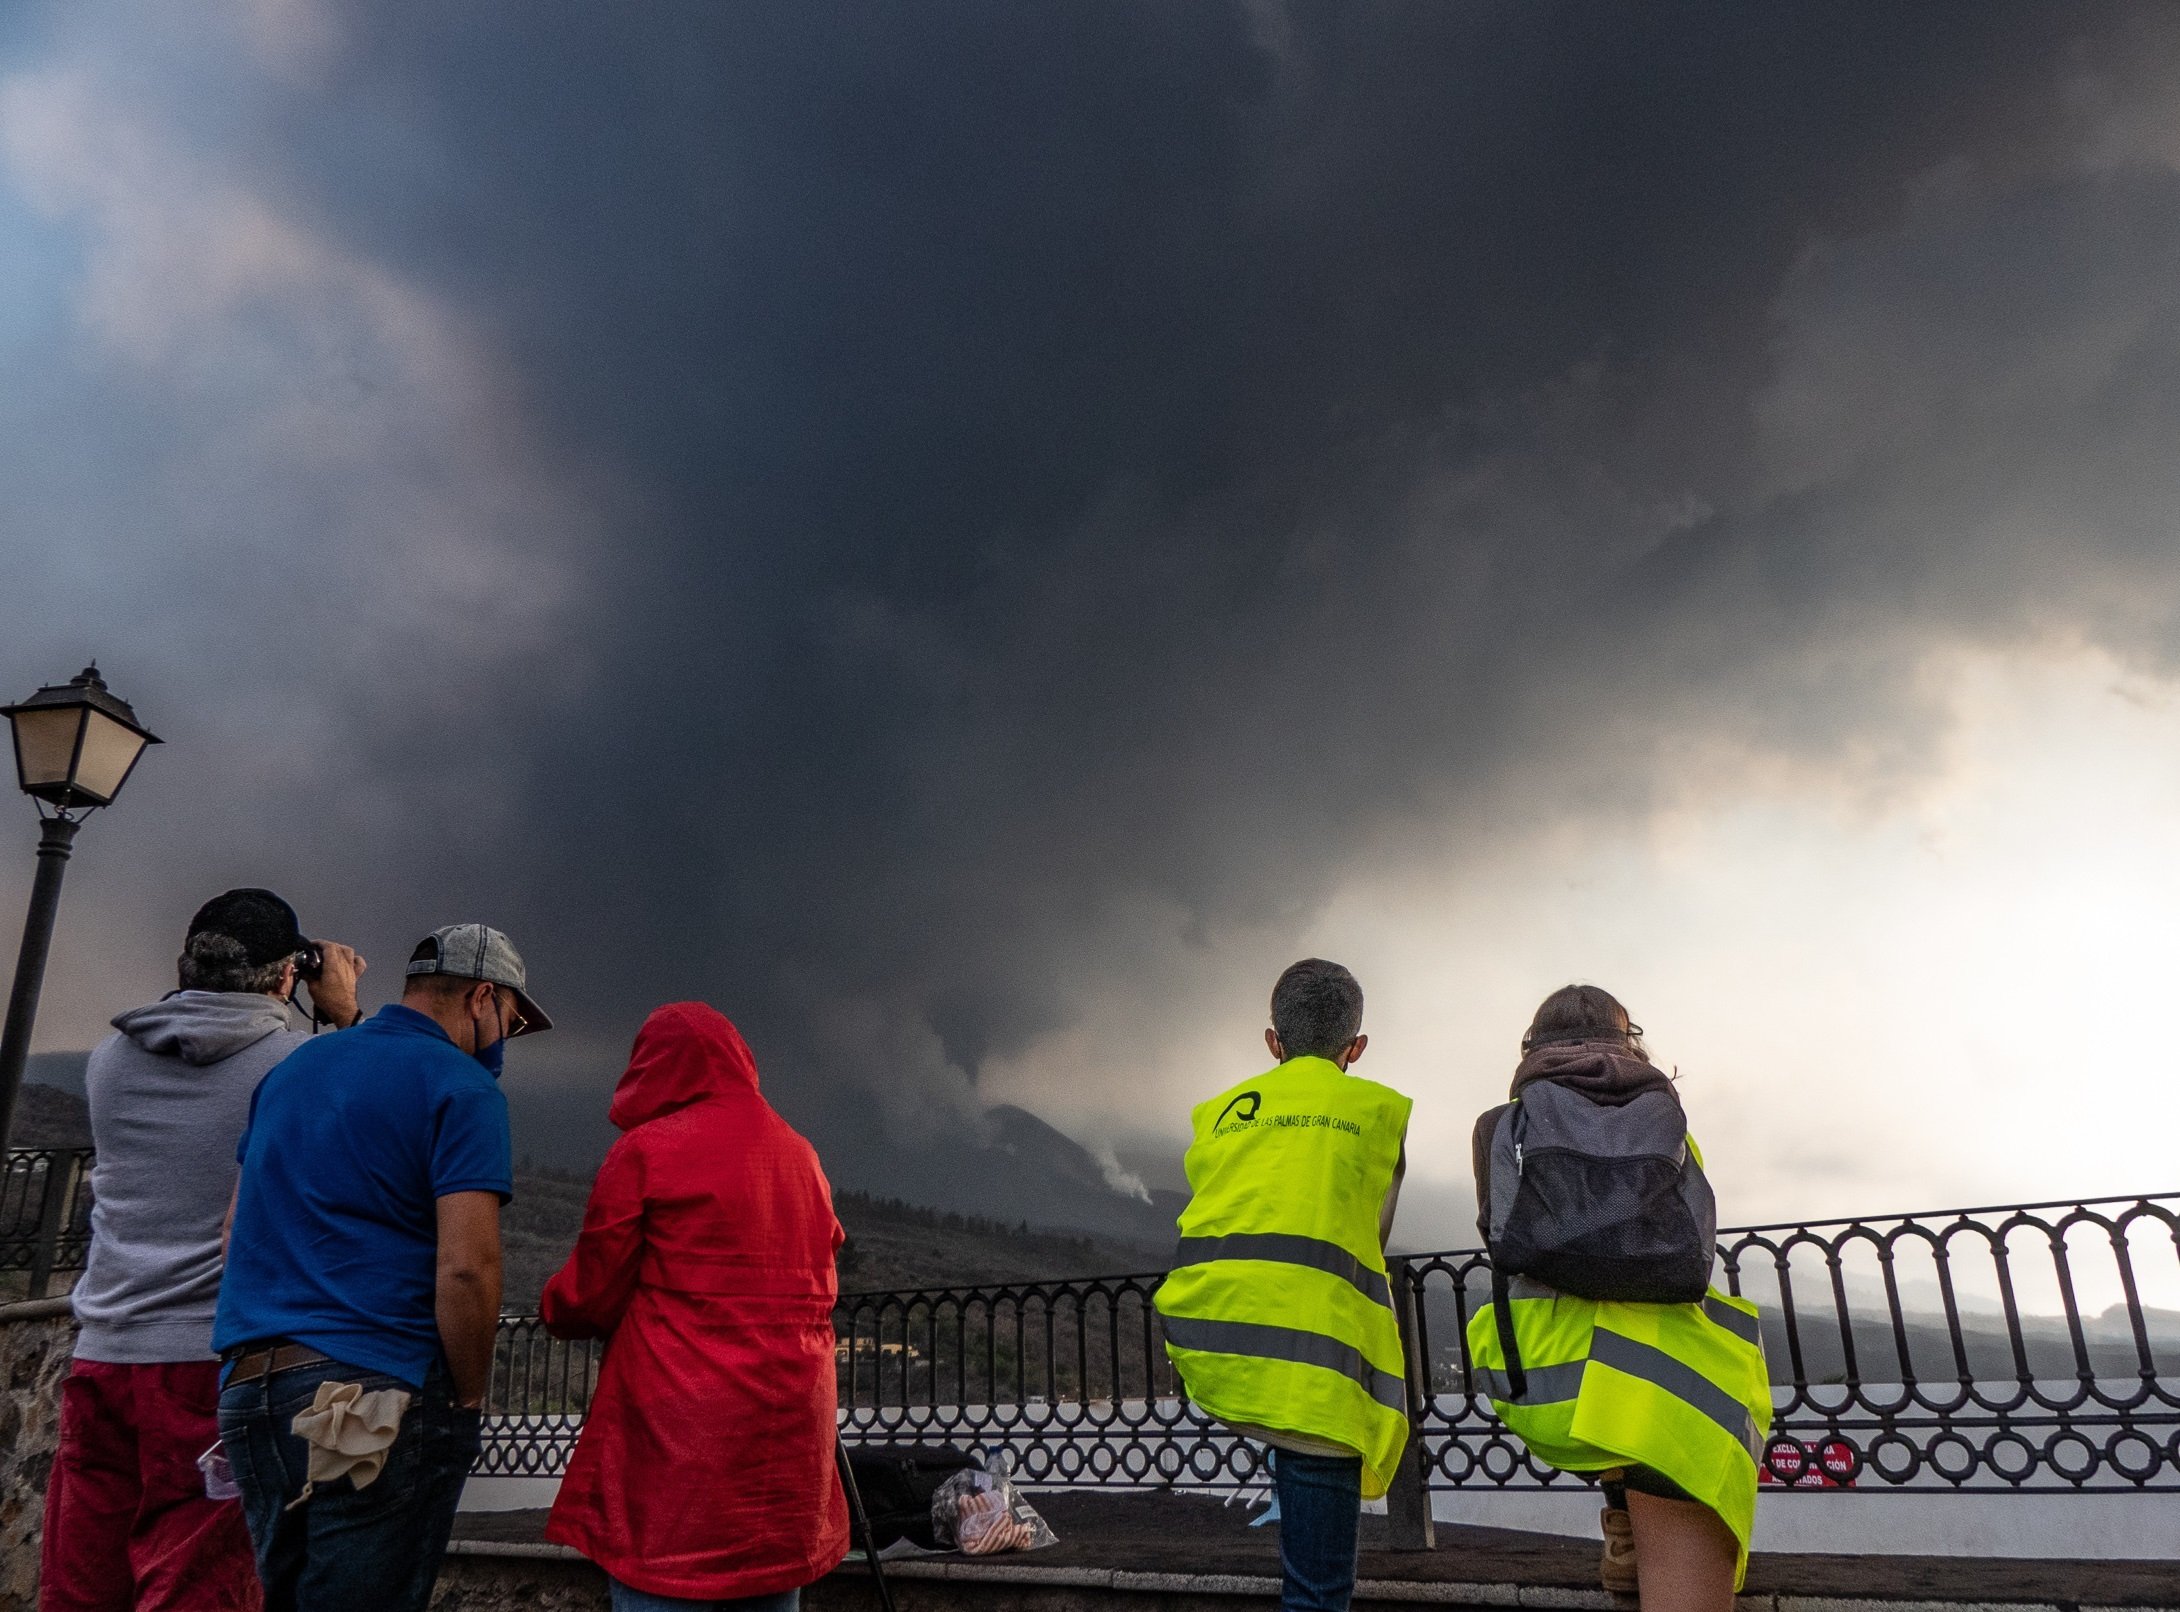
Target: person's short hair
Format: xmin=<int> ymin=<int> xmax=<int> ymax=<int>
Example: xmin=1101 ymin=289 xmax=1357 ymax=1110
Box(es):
xmin=178 ymin=888 xmax=308 ymax=994
xmin=176 ymin=931 xmax=291 ymax=994
xmin=402 ymin=969 xmax=518 ymax=1016
xmin=1270 ymin=958 xmax=1364 ymax=1060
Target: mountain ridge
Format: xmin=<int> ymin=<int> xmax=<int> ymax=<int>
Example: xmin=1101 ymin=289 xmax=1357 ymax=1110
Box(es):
xmin=12 ymin=1079 xmax=1177 ymax=1300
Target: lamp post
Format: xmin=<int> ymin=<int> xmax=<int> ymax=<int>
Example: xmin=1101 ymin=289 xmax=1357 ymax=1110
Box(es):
xmin=0 ymin=665 xmax=160 ymax=1151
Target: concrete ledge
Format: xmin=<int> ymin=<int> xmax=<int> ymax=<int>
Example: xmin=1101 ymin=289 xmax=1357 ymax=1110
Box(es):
xmin=445 ymin=1493 xmax=2180 ymax=1612
xmin=836 ymin=1563 xmax=2180 ymax=1611
xmin=0 ymin=1297 xmax=75 ymax=1323
xmin=443 ymin=1532 xmax=2180 ymax=1612
xmin=862 ymin=1563 xmax=1544 ymax=1604
xmin=445 ymin=1540 xmax=587 ymax=1563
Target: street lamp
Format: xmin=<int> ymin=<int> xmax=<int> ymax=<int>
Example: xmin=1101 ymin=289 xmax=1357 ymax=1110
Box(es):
xmin=0 ymin=665 xmax=160 ymax=1150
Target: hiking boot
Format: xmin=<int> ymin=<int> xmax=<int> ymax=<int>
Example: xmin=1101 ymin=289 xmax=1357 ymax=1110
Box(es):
xmin=1600 ymin=1504 xmax=1639 ymax=1595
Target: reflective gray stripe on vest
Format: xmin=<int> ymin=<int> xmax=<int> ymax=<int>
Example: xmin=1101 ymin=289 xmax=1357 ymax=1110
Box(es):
xmin=1172 ymin=1233 xmax=1394 ymax=1311
xmin=1162 ymin=1315 xmax=1408 ymax=1414
xmin=1474 ymin=1359 xmax=1586 ymax=1405
xmin=1702 ymin=1296 xmax=1762 ymax=1349
xmin=1590 ymin=1328 xmax=1761 ymax=1460
xmin=1500 ymin=1274 xmax=1758 ymax=1351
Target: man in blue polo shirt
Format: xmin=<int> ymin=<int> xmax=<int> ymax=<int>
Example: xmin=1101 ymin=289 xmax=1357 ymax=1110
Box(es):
xmin=213 ymin=923 xmax=550 ymax=1612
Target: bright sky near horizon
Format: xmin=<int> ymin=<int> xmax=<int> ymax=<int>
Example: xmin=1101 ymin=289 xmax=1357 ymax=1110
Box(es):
xmin=988 ymin=645 xmax=2180 ymax=1240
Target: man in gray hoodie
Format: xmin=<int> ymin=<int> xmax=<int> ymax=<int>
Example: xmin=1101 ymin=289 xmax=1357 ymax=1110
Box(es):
xmin=43 ymin=889 xmax=362 ymax=1612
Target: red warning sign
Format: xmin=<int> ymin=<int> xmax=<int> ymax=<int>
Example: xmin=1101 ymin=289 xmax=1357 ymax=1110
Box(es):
xmin=1760 ymin=1437 xmax=1858 ymax=1487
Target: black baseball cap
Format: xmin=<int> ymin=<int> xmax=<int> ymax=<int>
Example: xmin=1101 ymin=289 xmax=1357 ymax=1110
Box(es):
xmin=186 ymin=888 xmax=310 ymax=969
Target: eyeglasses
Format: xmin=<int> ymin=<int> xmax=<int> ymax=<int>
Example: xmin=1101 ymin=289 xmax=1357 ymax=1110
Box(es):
xmin=479 ymin=985 xmax=527 ymax=1037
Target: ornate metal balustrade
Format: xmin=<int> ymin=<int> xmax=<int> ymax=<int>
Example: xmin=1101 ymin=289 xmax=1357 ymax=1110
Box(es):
xmin=0 ymin=1147 xmax=93 ymax=1297
xmin=486 ymin=1312 xmax=602 ymax=1477
xmin=830 ymin=1271 xmax=1195 ymax=1487
xmin=8 ymin=1151 xmax=2171 ymax=1493
xmin=482 ymin=1192 xmax=2180 ymax=1493
xmin=1402 ymin=1193 xmax=2180 ymax=1493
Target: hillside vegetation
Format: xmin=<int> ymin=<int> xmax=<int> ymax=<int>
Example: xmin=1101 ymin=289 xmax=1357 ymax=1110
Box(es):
xmin=831 ymin=1191 xmax=1165 ymax=1296
xmin=11 ymin=1081 xmax=92 ymax=1148
xmin=501 ymin=1167 xmax=1167 ymax=1310
xmin=15 ymin=1084 xmax=1170 ymax=1308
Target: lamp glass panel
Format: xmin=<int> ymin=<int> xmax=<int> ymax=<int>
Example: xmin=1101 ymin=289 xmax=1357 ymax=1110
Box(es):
xmin=71 ymin=710 xmax=148 ymax=803
xmin=10 ymin=706 xmax=85 ymax=792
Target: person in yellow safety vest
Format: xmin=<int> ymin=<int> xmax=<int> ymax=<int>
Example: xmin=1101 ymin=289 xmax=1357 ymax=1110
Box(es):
xmin=1155 ymin=958 xmax=1413 ymax=1612
xmin=1467 ymin=986 xmax=1771 ymax=1610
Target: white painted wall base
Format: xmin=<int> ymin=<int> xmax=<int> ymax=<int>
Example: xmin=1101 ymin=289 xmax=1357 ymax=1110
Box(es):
xmin=1430 ymin=1489 xmax=2180 ymax=1559
xmin=461 ymin=1475 xmax=563 ymax=1512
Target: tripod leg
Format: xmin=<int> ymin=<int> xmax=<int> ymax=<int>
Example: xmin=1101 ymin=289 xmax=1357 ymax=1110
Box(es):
xmin=835 ymin=1437 xmax=899 ymax=1612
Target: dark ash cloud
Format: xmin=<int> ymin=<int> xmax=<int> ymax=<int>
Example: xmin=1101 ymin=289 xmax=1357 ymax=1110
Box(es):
xmin=4 ymin=1 xmax=2179 ymax=1228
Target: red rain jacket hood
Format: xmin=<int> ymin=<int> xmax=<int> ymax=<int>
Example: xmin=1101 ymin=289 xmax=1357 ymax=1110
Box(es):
xmin=542 ymin=1003 xmax=848 ymax=1598
xmin=606 ymin=999 xmax=762 ymax=1130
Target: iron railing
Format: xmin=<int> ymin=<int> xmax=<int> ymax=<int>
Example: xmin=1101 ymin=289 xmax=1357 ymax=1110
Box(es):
xmin=10 ymin=1152 xmax=2173 ymax=1493
xmin=833 ymin=1269 xmax=1188 ymax=1487
xmin=1403 ymin=1193 xmax=2180 ymax=1493
xmin=0 ymin=1147 xmax=93 ymax=1298
xmin=486 ymin=1312 xmax=603 ymax=1478
xmin=480 ymin=1192 xmax=2180 ymax=1494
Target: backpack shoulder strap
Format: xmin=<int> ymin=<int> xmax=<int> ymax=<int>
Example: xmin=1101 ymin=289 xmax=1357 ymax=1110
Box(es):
xmin=1470 ymin=1102 xmax=1513 ymax=1238
xmin=1490 ymin=1260 xmax=1526 ymax=1399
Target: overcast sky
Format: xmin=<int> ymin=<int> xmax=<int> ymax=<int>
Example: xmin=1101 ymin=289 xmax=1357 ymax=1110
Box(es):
xmin=6 ymin=2 xmax=2180 ymax=1248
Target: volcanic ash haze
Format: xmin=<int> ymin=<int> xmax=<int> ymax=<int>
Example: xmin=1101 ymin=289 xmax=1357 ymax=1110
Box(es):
xmin=5 ymin=4 xmax=2180 ymax=1240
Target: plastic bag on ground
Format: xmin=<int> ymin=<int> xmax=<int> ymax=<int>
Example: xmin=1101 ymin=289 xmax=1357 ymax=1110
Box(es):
xmin=929 ymin=1465 xmax=1058 ymax=1555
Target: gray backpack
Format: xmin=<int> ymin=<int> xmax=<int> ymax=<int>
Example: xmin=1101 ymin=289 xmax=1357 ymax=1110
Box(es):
xmin=1475 ymin=1079 xmax=1716 ymax=1305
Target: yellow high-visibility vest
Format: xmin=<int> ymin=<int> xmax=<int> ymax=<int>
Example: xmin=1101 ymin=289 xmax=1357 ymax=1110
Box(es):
xmin=1468 ymin=1275 xmax=1771 ymax=1587
xmin=1154 ymin=1056 xmax=1413 ymax=1498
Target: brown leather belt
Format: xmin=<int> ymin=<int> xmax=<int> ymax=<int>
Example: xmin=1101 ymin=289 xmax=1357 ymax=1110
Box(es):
xmin=223 ymin=1343 xmax=331 ymax=1384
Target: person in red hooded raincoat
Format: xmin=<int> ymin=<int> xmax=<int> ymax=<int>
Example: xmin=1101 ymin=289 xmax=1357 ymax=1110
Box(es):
xmin=540 ymin=1002 xmax=849 ymax=1612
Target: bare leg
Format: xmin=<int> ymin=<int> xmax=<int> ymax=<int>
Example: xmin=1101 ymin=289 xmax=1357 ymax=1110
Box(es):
xmin=1624 ymin=1489 xmax=1736 ymax=1612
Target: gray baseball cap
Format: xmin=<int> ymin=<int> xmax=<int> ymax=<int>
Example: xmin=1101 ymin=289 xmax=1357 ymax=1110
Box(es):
xmin=405 ymin=923 xmax=552 ymax=1035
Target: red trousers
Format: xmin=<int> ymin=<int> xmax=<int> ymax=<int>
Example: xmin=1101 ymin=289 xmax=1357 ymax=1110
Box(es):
xmin=41 ymin=1360 xmax=261 ymax=1612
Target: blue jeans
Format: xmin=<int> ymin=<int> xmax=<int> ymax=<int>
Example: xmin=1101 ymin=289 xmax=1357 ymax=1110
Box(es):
xmin=217 ymin=1356 xmax=480 ymax=1612
xmin=609 ymin=1580 xmax=800 ymax=1612
xmin=1272 ymin=1450 xmax=1362 ymax=1612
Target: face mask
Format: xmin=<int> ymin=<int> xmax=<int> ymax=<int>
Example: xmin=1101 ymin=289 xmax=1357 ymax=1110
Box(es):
xmin=473 ymin=995 xmax=507 ymax=1076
